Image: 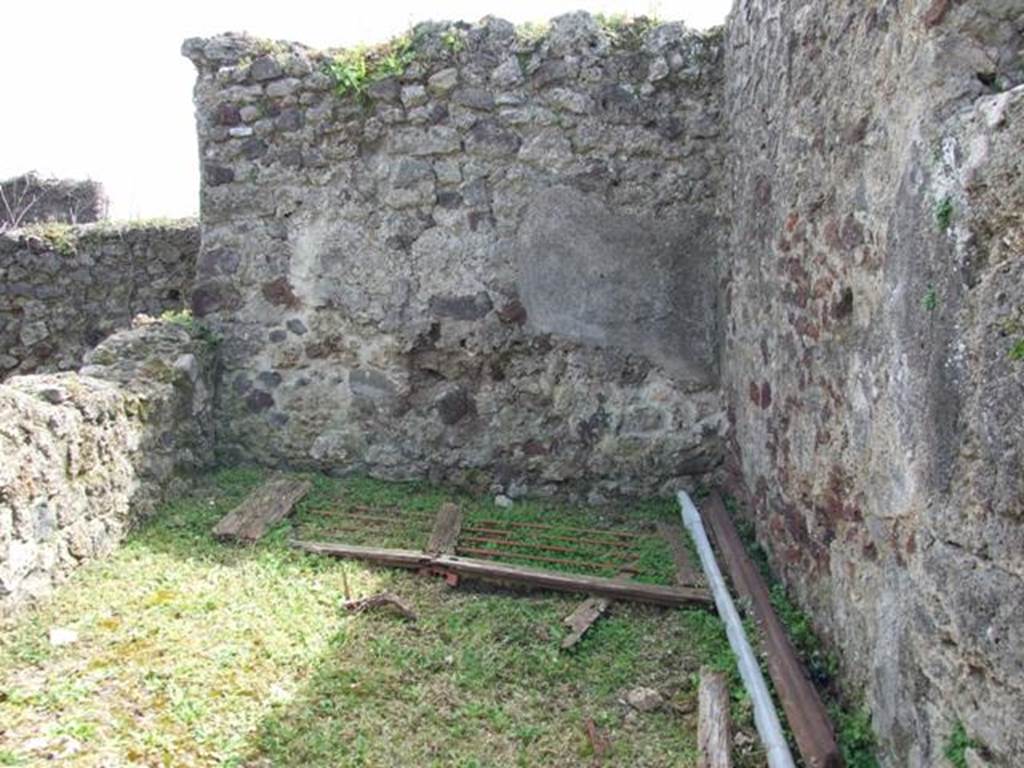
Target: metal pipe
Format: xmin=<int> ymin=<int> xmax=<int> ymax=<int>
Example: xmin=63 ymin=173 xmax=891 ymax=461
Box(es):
xmin=678 ymin=491 xmax=796 ymax=768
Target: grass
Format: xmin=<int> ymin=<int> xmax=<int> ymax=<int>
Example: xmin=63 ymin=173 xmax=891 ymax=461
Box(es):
xmin=943 ymin=720 xmax=979 ymax=768
xmin=1009 ymin=338 xmax=1024 ymax=361
xmin=935 ymin=196 xmax=954 ymax=231
xmin=0 ymin=469 xmax=765 ymax=767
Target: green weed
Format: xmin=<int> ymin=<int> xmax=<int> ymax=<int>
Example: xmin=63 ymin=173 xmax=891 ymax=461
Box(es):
xmin=442 ymin=29 xmax=465 ymax=53
xmin=944 ymin=721 xmax=979 ymax=768
xmin=326 ymin=35 xmax=415 ymax=101
xmin=935 ymin=196 xmax=954 ymax=231
xmin=1009 ymin=338 xmax=1024 ymax=361
xmin=21 ymin=222 xmax=77 ymax=256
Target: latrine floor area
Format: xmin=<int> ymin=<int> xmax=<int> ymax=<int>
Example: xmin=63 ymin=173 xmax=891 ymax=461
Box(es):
xmin=0 ymin=468 xmax=768 ymax=767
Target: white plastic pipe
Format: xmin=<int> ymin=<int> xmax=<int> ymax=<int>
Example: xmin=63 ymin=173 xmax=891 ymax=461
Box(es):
xmin=678 ymin=490 xmax=796 ymax=768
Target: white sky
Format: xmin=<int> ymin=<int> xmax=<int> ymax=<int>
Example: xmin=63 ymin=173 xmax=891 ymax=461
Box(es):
xmin=2 ymin=1 xmax=730 ymax=220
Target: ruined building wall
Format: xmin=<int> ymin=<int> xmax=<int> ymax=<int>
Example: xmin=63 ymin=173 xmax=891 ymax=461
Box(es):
xmin=0 ymin=319 xmax=216 ymax=616
xmin=722 ymin=1 xmax=1024 ymax=765
xmin=0 ymin=220 xmax=198 ymax=378
xmin=184 ymin=14 xmax=727 ymax=498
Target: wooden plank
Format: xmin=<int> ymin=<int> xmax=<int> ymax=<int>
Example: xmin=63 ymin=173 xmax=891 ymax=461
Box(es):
xmin=426 ymin=502 xmax=462 ymax=555
xmin=698 ymin=667 xmax=733 ymax=768
xmin=656 ymin=521 xmax=704 ymax=588
xmin=213 ymin=477 xmax=311 ymax=543
xmin=702 ymin=492 xmax=841 ymax=768
xmin=561 ymin=566 xmax=636 ymax=649
xmin=561 ymin=596 xmax=612 ymax=649
xmin=291 ymin=540 xmax=713 ymax=608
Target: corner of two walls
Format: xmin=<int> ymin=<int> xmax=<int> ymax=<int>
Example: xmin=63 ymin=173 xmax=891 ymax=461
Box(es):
xmin=0 ymin=319 xmax=217 ymax=617
xmin=184 ymin=13 xmax=729 ymax=500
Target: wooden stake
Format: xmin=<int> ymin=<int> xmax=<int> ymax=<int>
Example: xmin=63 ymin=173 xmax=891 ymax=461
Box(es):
xmin=425 ymin=502 xmax=463 ymax=556
xmin=341 ymin=564 xmax=351 ymax=602
xmin=698 ymin=667 xmax=733 ymax=768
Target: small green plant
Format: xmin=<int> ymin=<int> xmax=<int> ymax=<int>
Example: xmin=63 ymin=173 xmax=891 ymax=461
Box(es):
xmin=935 ymin=196 xmax=954 ymax=231
xmin=325 ymin=34 xmax=415 ymax=101
xmin=22 ymin=222 xmax=77 ymax=256
xmin=1009 ymin=338 xmax=1024 ymax=361
xmin=595 ymin=13 xmax=660 ymax=48
xmin=158 ymin=308 xmax=220 ymax=349
xmin=0 ymin=749 xmax=23 ymax=766
xmin=159 ymin=308 xmax=194 ymax=329
xmin=944 ymin=721 xmax=979 ymax=768
xmin=442 ymin=28 xmax=464 ymax=54
xmin=515 ymin=21 xmax=549 ymax=47
xmin=923 ymin=286 xmax=938 ymax=312
xmin=595 ymin=12 xmax=630 ymax=33
xmin=834 ymin=706 xmax=880 ymax=768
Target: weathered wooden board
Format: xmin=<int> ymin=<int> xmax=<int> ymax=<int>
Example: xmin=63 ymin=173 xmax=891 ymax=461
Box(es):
xmin=656 ymin=520 xmax=704 ymax=587
xmin=426 ymin=502 xmax=463 ymax=555
xmin=702 ymin=492 xmax=841 ymax=768
xmin=698 ymin=667 xmax=733 ymax=768
xmin=561 ymin=595 xmax=612 ymax=649
xmin=561 ymin=566 xmax=636 ymax=649
xmin=212 ymin=477 xmax=311 ymax=543
xmin=291 ymin=540 xmax=713 ymax=608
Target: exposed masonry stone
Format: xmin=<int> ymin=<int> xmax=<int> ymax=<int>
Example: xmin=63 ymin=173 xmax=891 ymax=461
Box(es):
xmin=723 ymin=2 xmax=1023 ymax=766
xmin=183 ymin=14 xmax=727 ymax=500
xmin=0 ymin=220 xmax=198 ymax=379
xmin=0 ymin=319 xmax=216 ymax=616
xmin=0 ymin=5 xmax=1018 ymax=765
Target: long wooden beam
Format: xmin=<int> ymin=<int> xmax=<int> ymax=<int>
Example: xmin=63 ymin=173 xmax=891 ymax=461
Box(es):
xmin=291 ymin=540 xmax=713 ymax=608
xmin=702 ymin=493 xmax=841 ymax=768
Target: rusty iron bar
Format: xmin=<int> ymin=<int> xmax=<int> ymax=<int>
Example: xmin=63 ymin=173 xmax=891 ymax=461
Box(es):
xmin=462 ymin=525 xmax=640 ymax=551
xmin=701 ymin=492 xmax=839 ymax=768
xmin=312 ymin=509 xmax=432 ymax=531
xmin=351 ymin=504 xmax=436 ymax=520
xmin=460 ymin=534 xmax=631 ymax=562
xmin=475 ymin=518 xmax=647 ymax=540
xmin=456 ymin=546 xmax=629 ymax=574
xmin=299 ymin=525 xmax=422 ymax=540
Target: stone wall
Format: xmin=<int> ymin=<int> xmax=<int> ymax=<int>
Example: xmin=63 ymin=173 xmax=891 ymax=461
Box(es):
xmin=183 ymin=14 xmax=727 ymax=498
xmin=722 ymin=1 xmax=1023 ymax=765
xmin=0 ymin=318 xmax=216 ymax=616
xmin=0 ymin=219 xmax=198 ymax=378
xmin=0 ymin=172 xmax=108 ymax=229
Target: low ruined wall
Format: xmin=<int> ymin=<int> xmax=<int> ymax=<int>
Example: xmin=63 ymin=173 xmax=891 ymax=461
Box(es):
xmin=0 ymin=319 xmax=216 ymax=616
xmin=723 ymin=1 xmax=1023 ymax=765
xmin=184 ymin=14 xmax=726 ymax=497
xmin=0 ymin=220 xmax=198 ymax=378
